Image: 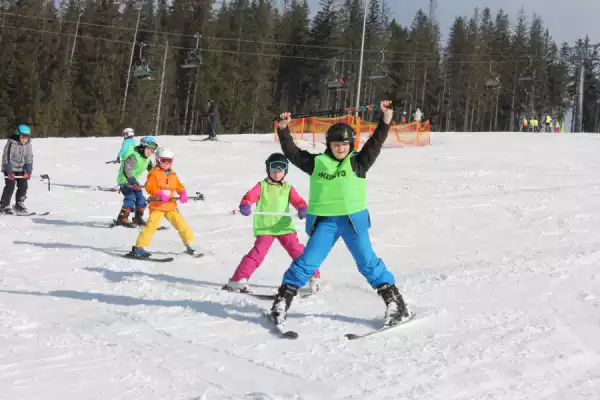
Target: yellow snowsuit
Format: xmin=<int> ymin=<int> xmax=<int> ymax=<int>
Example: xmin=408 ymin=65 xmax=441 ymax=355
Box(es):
xmin=135 ymin=167 xmax=195 ymax=248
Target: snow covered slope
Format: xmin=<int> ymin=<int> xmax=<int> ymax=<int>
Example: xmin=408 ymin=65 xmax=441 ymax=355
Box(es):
xmin=1 ymin=132 xmax=600 ymax=399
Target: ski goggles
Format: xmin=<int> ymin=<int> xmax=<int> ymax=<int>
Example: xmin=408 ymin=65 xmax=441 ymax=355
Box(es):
xmin=142 ymin=142 xmax=159 ymax=151
xmin=268 ymin=161 xmax=288 ymax=171
xmin=158 ymin=158 xmax=173 ymax=164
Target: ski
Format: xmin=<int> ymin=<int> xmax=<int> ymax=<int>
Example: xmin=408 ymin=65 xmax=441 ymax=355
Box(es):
xmin=1 ymin=211 xmax=50 ymax=216
xmin=96 ymin=186 xmax=119 ymax=192
xmin=262 ymin=311 xmax=298 ymax=339
xmin=121 ymin=254 xmax=174 ymax=262
xmin=108 ymin=221 xmax=168 ymax=230
xmin=185 ymin=251 xmax=204 ymax=258
xmin=220 ymin=286 xmax=315 ymax=300
xmin=344 ymin=312 xmax=416 ymax=340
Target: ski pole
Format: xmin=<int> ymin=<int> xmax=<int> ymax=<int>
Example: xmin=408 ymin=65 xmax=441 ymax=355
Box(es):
xmin=147 ymin=192 xmax=205 ymax=202
xmin=231 ymin=209 xmax=297 ymax=217
xmin=40 ymin=174 xmax=51 ymax=191
xmin=105 ymin=160 xmax=120 ymax=164
xmin=272 ymin=104 xmax=384 ymax=121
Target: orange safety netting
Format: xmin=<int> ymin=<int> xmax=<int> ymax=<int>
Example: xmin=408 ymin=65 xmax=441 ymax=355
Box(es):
xmin=274 ymin=115 xmax=431 ymax=149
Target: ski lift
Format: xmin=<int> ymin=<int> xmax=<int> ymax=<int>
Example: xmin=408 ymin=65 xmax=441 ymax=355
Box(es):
xmin=519 ymin=57 xmax=534 ymax=82
xmin=367 ymin=50 xmax=388 ymax=80
xmin=485 ymin=62 xmax=501 ymax=88
xmin=181 ymin=33 xmax=203 ymax=69
xmin=133 ymin=42 xmax=154 ymax=80
xmin=327 ymin=58 xmax=347 ymax=90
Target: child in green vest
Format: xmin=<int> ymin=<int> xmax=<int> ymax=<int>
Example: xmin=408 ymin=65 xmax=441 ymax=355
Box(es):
xmin=269 ymin=100 xmax=411 ymax=329
xmin=114 ymin=136 xmax=158 ymax=226
xmin=223 ymin=153 xmax=321 ymax=293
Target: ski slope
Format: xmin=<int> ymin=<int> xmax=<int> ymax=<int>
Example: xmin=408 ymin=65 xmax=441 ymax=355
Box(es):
xmin=1 ymin=131 xmax=600 ymax=399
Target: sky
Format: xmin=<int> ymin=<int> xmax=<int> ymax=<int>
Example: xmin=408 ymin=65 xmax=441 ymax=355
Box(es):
xmin=307 ymin=0 xmax=600 ymax=46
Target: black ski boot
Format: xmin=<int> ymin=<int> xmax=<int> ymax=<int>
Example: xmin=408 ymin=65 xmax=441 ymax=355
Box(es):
xmin=376 ymin=283 xmax=409 ymax=327
xmin=14 ymin=202 xmax=28 ymax=215
xmin=269 ymin=284 xmax=298 ymax=325
xmin=133 ymin=208 xmax=146 ymax=226
xmin=115 ymin=208 xmax=131 ymax=226
xmin=0 ymin=205 xmax=13 ymax=214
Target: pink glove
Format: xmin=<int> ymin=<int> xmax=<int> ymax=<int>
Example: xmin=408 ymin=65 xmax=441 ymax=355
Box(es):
xmin=179 ymin=191 xmax=188 ymax=204
xmin=157 ymin=190 xmax=170 ymax=203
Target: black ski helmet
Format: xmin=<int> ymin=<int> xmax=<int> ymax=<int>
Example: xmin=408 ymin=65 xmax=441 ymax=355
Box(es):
xmin=265 ymin=153 xmax=289 ymax=182
xmin=325 ymin=123 xmax=356 ymax=150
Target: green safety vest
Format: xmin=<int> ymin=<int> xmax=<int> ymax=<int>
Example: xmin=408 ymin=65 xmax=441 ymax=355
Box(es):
xmin=308 ymin=153 xmax=367 ymax=216
xmin=253 ymin=180 xmax=296 ymax=236
xmin=117 ymin=151 xmax=151 ymax=184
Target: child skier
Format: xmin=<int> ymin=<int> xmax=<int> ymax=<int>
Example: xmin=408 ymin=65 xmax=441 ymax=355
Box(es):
xmin=269 ymin=100 xmax=410 ymax=328
xmin=117 ymin=128 xmax=136 ymax=163
xmin=1 ymin=124 xmax=33 ymax=215
xmin=223 ymin=153 xmax=321 ymax=294
xmin=115 ymin=136 xmax=158 ymax=226
xmin=128 ymin=147 xmax=196 ymax=258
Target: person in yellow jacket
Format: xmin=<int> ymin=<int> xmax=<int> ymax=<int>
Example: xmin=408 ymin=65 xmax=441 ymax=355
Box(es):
xmin=127 ymin=147 xmax=197 ymax=258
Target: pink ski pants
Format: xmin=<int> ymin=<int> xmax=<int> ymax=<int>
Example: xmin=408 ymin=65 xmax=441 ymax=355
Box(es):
xmin=231 ymin=233 xmax=321 ymax=281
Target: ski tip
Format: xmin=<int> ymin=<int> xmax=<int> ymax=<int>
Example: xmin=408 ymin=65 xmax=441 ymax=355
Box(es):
xmin=344 ymin=333 xmax=361 ymax=340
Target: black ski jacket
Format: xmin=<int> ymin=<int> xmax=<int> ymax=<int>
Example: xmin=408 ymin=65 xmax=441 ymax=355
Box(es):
xmin=277 ymin=119 xmax=390 ymax=177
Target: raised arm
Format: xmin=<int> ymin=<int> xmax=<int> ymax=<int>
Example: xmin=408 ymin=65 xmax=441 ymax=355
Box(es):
xmin=277 ymin=112 xmax=316 ymax=175
xmin=353 ymin=100 xmax=394 ymax=177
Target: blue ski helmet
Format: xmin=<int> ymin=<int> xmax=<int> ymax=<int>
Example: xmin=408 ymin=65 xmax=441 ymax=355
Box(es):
xmin=139 ymin=136 xmax=158 ymax=151
xmin=16 ymin=124 xmax=31 ymax=136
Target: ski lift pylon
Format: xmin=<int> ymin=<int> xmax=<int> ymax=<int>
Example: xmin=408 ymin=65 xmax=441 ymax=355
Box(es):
xmin=181 ymin=33 xmax=203 ymax=69
xmin=367 ymin=50 xmax=387 ymax=80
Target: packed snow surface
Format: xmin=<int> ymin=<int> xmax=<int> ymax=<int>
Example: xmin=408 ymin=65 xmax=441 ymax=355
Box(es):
xmin=1 ymin=132 xmax=600 ymax=399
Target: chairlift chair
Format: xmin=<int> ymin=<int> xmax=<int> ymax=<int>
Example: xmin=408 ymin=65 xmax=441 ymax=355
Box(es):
xmin=132 ymin=42 xmax=154 ymax=80
xmin=327 ymin=75 xmax=346 ymax=90
xmin=180 ymin=34 xmax=203 ymax=69
xmin=367 ymin=50 xmax=388 ymax=80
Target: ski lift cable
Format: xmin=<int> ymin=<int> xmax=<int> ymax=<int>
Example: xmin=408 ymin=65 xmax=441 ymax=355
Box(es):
xmin=1 ymin=10 xmax=542 ymax=60
xmin=0 ymin=23 xmax=548 ymax=66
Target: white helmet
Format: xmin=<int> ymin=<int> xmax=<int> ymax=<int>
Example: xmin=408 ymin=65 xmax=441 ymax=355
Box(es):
xmin=122 ymin=128 xmax=135 ymax=138
xmin=156 ymin=147 xmax=174 ymax=160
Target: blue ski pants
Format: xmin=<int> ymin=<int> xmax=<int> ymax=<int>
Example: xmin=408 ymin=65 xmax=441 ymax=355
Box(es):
xmin=282 ymin=213 xmax=395 ymax=289
xmin=120 ymin=185 xmax=146 ymax=211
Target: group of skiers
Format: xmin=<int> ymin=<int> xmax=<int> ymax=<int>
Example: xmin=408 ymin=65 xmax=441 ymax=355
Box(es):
xmin=521 ymin=115 xmax=564 ymax=132
xmin=1 ymin=99 xmax=411 ymax=330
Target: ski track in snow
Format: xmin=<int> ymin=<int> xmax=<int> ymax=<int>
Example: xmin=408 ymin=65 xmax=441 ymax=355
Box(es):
xmin=1 ymin=132 xmax=600 ymax=399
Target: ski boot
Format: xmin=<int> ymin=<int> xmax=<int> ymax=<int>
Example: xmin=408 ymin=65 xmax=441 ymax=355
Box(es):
xmin=376 ymin=283 xmax=410 ymax=327
xmin=127 ymin=246 xmax=151 ymax=258
xmin=222 ymin=278 xmax=251 ymax=293
xmin=114 ymin=208 xmax=132 ymax=226
xmin=14 ymin=202 xmax=28 ymax=215
xmin=309 ymin=276 xmax=321 ymax=293
xmin=269 ymin=284 xmax=298 ymax=325
xmin=132 ymin=208 xmax=146 ymax=226
xmin=0 ymin=205 xmax=13 ymax=214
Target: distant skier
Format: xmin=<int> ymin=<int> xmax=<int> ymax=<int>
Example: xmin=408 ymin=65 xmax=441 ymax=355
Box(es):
xmin=114 ymin=136 xmax=158 ymax=226
xmin=128 ymin=147 xmax=197 ymax=258
xmin=204 ymin=100 xmax=218 ymax=140
xmin=269 ymin=100 xmax=411 ymax=328
xmin=117 ymin=128 xmax=136 ymax=163
xmin=414 ymin=107 xmax=423 ymax=122
xmin=1 ymin=124 xmax=33 ymax=215
xmin=223 ymin=153 xmax=321 ymax=294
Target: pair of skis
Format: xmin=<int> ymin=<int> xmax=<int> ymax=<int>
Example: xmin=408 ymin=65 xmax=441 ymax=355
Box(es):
xmin=227 ymin=289 xmax=416 ymax=340
xmin=262 ymin=309 xmax=416 ymax=341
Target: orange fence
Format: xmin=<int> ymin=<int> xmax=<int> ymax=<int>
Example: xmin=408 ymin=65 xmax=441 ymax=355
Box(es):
xmin=274 ymin=115 xmax=431 ymax=148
